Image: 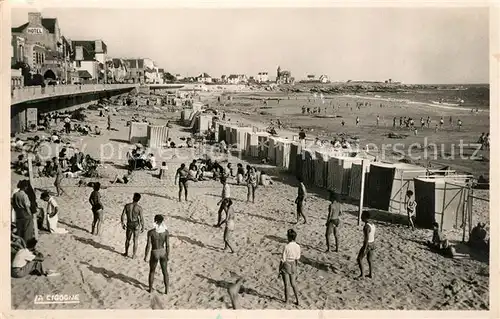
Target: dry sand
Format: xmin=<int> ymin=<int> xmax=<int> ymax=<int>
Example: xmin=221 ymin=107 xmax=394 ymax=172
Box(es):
xmin=11 ymin=97 xmax=489 ymax=310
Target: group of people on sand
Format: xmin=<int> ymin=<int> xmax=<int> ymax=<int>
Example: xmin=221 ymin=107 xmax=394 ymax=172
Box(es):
xmin=11 ymin=179 xmax=69 ymax=279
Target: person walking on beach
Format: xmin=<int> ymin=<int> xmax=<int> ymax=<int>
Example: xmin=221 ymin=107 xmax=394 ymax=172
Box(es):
xmin=376 ymin=115 xmax=380 ymax=126
xmin=440 ymin=117 xmax=444 ymax=129
xmin=107 ymin=114 xmax=111 ymax=131
xmin=220 ymin=198 xmax=236 ymax=253
xmin=54 ymin=163 xmax=67 ymax=197
xmin=405 ymin=190 xmax=417 ymax=230
xmin=174 ymin=164 xmax=189 ymax=202
xmin=279 ymin=229 xmax=301 ymax=305
xmin=356 ymin=116 xmax=360 ymax=126
xmin=215 ymin=177 xmax=231 ymax=227
xmin=89 ymin=182 xmax=104 ymax=235
xmin=144 ymin=214 xmax=169 ymax=294
xmin=295 ymin=177 xmax=307 ymax=224
xmin=392 ymin=117 xmax=396 ymax=128
xmin=246 ymin=167 xmax=258 ymax=203
xmin=357 ymin=211 xmax=375 ymax=279
xmin=426 ymin=116 xmax=431 ymax=128
xmin=457 ymin=119 xmax=462 ymax=131
xmin=325 ymin=192 xmax=342 ymax=252
xmin=121 ymin=193 xmax=145 ymax=258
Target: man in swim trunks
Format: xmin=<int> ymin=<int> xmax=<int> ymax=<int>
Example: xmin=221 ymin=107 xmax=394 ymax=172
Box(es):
xmin=357 ymin=211 xmax=375 ymax=279
xmin=405 ymin=190 xmax=417 ymax=230
xmin=220 ymin=198 xmax=235 ymax=253
xmin=89 ymin=182 xmax=104 ymax=235
xmin=325 ymin=191 xmax=342 ymax=252
xmin=121 ymin=193 xmax=145 ymax=258
xmin=174 ymin=163 xmax=189 ymax=202
xmin=294 ymin=177 xmax=307 ymax=224
xmin=144 ymin=214 xmax=169 ymax=294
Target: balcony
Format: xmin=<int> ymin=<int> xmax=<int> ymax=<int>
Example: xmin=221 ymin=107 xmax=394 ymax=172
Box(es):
xmin=11 ymin=83 xmax=137 ymax=105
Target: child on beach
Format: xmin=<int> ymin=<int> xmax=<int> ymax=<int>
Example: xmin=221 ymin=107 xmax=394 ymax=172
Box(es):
xmin=279 ymin=229 xmax=301 ymax=305
xmin=89 ymin=182 xmax=104 ymax=235
xmin=54 ymin=163 xmax=67 ymax=197
xmin=40 ymin=192 xmax=68 ymax=234
xmin=236 ymin=163 xmax=245 ymax=185
xmin=246 ymin=167 xmax=258 ymax=203
xmin=405 ymin=190 xmax=417 ymax=230
xmin=220 ymin=198 xmax=236 ymax=253
xmin=294 ymin=177 xmax=307 ymax=224
xmin=214 ymin=177 xmax=231 ymax=227
xmin=357 ymin=211 xmax=375 ymax=279
xmin=144 ymin=214 xmax=170 ymax=294
xmin=325 ymin=191 xmax=342 ymax=252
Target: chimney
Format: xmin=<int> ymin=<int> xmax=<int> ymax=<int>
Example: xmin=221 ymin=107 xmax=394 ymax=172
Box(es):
xmin=28 ymin=12 xmax=42 ymax=26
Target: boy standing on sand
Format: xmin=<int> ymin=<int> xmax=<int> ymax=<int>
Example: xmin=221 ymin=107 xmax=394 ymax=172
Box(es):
xmin=357 ymin=211 xmax=375 ymax=279
xmin=54 ymin=163 xmax=67 ymax=197
xmin=220 ymin=198 xmax=236 ymax=253
xmin=279 ymin=229 xmax=301 ymax=305
xmin=174 ymin=164 xmax=189 ymax=202
xmin=144 ymin=214 xmax=169 ymax=294
xmin=325 ymin=192 xmax=342 ymax=252
xmin=89 ymin=182 xmax=104 ymax=235
xmin=215 ymin=177 xmax=231 ymax=227
xmin=294 ymin=177 xmax=307 ymax=224
xmin=121 ymin=193 xmax=145 ymax=258
xmin=405 ymin=190 xmax=417 ymax=230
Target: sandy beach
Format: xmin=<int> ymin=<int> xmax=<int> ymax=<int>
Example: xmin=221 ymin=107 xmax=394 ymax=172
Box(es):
xmin=10 ymin=93 xmax=490 ymax=310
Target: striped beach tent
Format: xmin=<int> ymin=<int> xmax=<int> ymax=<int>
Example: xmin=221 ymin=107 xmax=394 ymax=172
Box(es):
xmin=129 ymin=122 xmax=149 ymax=144
xmin=148 ymin=125 xmax=169 ymax=149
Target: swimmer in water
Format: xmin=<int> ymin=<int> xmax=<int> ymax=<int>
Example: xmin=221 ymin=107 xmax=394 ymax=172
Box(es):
xmin=144 ymin=214 xmax=170 ymax=294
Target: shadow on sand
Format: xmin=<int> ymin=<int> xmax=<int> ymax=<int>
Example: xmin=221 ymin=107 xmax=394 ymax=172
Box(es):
xmin=73 ymin=235 xmax=120 ymax=255
xmin=195 ymin=274 xmax=282 ymax=303
xmin=59 ymin=220 xmax=89 ymax=233
xmin=108 ymin=138 xmax=130 ymax=144
xmin=169 ymin=215 xmax=213 ymax=228
xmin=170 ymin=234 xmax=221 ymax=252
xmin=80 ymin=261 xmax=147 ymax=290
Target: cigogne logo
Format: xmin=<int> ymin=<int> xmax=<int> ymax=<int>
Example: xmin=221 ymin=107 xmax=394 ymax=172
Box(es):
xmin=34 ymin=294 xmax=80 ymax=305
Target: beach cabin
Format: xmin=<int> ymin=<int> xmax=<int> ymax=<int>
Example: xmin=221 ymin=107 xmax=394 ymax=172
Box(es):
xmin=196 ymin=114 xmax=213 ymax=134
xmin=349 ymin=160 xmax=372 ymax=201
xmin=256 ymin=132 xmax=270 ymax=159
xmin=129 ymin=122 xmax=149 ymax=144
xmin=275 ymin=138 xmax=292 ymax=170
xmin=246 ymin=132 xmax=259 ymax=158
xmin=235 ymin=127 xmax=252 ymax=152
xmin=11 ymin=109 xmax=26 ymax=133
xmin=413 ymin=177 xmax=469 ymax=230
xmin=148 ymin=125 xmax=169 ymax=148
xmin=365 ymin=162 xmax=424 ymax=213
xmin=314 ymin=149 xmax=330 ymax=188
xmin=26 ymin=108 xmax=37 ymax=130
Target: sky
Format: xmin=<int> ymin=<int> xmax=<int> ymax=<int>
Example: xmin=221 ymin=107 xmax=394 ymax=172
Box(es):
xmin=11 ymin=7 xmax=489 ymax=84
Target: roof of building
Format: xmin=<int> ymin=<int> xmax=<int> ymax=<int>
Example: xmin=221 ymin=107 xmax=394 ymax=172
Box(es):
xmin=77 ymin=70 xmax=92 ymax=79
xmin=158 ymin=68 xmax=164 ymax=73
xmin=12 ymin=18 xmax=58 ymax=34
xmin=228 ymin=74 xmax=238 ymax=79
xmin=199 ymin=72 xmax=211 ymax=78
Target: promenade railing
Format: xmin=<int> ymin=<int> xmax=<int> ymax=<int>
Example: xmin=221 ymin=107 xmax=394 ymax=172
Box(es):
xmin=11 ymin=84 xmax=137 ymax=105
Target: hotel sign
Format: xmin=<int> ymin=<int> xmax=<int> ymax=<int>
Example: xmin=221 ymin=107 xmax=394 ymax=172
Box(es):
xmin=27 ymin=27 xmax=44 ymax=35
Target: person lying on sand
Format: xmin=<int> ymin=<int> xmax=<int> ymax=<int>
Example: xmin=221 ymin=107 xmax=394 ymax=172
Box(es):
xmin=279 ymin=229 xmax=301 ymax=305
xmin=325 ymin=191 xmax=342 ymax=252
xmin=121 ymin=193 xmax=145 ymax=259
xmin=357 ymin=211 xmax=375 ymax=279
xmin=228 ymin=277 xmax=245 ymax=309
xmin=111 ymin=170 xmax=133 ymax=184
xmin=294 ymin=177 xmax=307 ymax=224
xmin=144 ymin=214 xmax=169 ymax=294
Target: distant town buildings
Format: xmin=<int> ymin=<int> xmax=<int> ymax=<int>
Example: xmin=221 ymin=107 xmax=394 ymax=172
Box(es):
xmin=11 ymin=11 xmax=166 ymax=86
xmin=197 ymin=73 xmax=212 ymax=83
xmin=319 ymin=75 xmax=330 ymax=83
xmin=256 ymin=72 xmax=269 ymax=83
xmin=276 ymin=66 xmax=294 ymax=84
